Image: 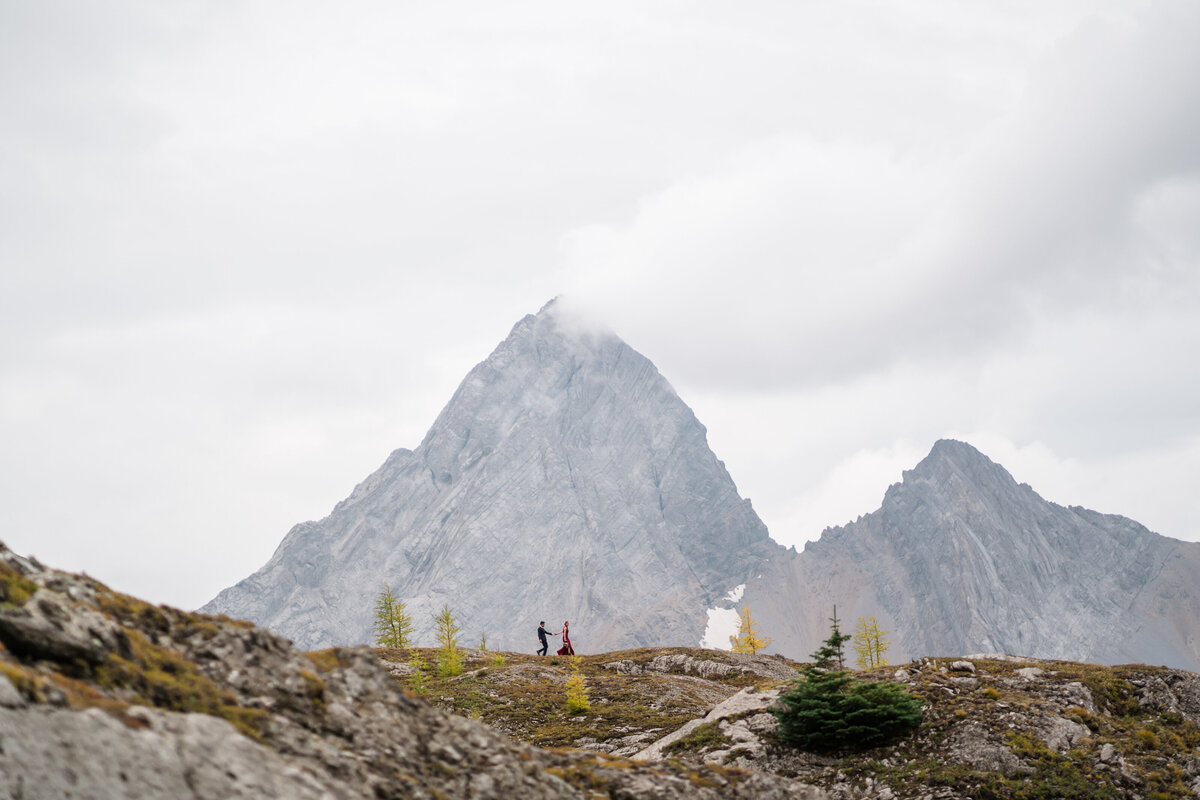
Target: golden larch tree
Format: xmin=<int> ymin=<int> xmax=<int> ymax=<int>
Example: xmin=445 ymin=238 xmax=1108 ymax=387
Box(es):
xmin=373 ymin=583 xmax=413 ymax=648
xmin=853 ymin=616 xmax=890 ymax=670
xmin=434 ymin=604 xmax=463 ymax=676
xmin=730 ymin=604 xmax=772 ymax=654
xmin=565 ymin=655 xmax=591 ymax=713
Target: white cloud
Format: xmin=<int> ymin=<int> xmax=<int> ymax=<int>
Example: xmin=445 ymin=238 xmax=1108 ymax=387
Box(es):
xmin=2 ymin=0 xmax=1198 ymax=610
xmin=563 ymin=135 xmax=945 ymax=387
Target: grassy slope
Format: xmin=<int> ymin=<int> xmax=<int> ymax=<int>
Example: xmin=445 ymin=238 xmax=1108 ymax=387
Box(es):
xmin=378 ymin=646 xmax=787 ymax=748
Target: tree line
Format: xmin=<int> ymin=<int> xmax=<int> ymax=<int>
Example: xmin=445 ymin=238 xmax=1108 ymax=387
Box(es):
xmin=728 ymin=603 xmax=891 ymax=670
xmin=374 ymin=586 xmax=919 ymax=753
xmin=377 ymin=586 xmax=892 ymax=674
xmin=373 ymin=583 xmax=472 ymax=677
xmin=374 ymin=583 xmax=588 ymax=709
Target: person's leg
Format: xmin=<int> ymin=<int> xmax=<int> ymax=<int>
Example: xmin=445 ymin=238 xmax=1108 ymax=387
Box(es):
xmin=538 ymin=641 xmax=547 ymax=656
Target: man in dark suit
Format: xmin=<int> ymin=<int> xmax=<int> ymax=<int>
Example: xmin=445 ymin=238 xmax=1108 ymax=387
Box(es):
xmin=537 ymin=621 xmax=556 ymax=655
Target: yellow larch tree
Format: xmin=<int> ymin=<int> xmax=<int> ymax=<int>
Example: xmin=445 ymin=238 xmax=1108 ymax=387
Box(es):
xmin=730 ymin=604 xmax=772 ymax=654
xmin=853 ymin=616 xmax=891 ymax=670
xmin=565 ymin=656 xmax=591 ymax=713
xmin=434 ymin=604 xmax=463 ymax=676
xmin=372 ymin=583 xmax=413 ymax=648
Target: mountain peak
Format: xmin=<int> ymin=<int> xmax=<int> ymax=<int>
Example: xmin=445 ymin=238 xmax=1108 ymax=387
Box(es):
xmin=753 ymin=439 xmax=1200 ymax=670
xmin=902 ymin=438 xmax=1018 ymax=492
xmin=929 ymin=437 xmax=982 ymax=458
xmin=489 ymin=297 xmax=621 ymax=368
xmin=922 ymin=438 xmax=993 ymax=469
xmin=205 ymin=302 xmax=775 ymax=652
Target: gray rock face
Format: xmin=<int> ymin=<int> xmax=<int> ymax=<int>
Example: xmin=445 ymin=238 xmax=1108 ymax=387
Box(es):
xmin=641 ymin=651 xmax=799 ymax=683
xmin=945 ymin=721 xmax=1033 ymax=777
xmin=204 ymin=300 xmax=778 ymax=652
xmin=0 ymin=706 xmax=356 ymax=800
xmin=1034 ymin=714 xmax=1091 ymax=753
xmin=748 ymin=439 xmax=1200 ymax=670
xmin=0 ymin=587 xmax=130 ymax=665
xmin=1136 ymin=670 xmax=1200 ymax=724
xmin=633 ymin=686 xmax=783 ymax=763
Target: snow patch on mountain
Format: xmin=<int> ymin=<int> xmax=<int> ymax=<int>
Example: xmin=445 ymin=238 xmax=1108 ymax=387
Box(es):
xmin=699 ymin=583 xmax=746 ymax=650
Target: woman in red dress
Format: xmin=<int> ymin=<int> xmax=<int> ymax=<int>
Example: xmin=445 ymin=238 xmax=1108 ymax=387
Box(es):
xmin=557 ymin=621 xmax=574 ymax=655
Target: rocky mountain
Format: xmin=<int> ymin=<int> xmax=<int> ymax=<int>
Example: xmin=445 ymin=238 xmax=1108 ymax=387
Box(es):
xmin=203 ymin=300 xmax=1199 ymax=668
xmin=204 ymin=299 xmax=779 ymax=652
xmin=746 ymin=439 xmax=1200 ymax=671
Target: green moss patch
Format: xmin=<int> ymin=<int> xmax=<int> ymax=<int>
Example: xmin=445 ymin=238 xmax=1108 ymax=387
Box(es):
xmin=0 ymin=660 xmax=44 ymax=701
xmin=0 ymin=563 xmax=38 ymax=608
xmin=305 ymin=648 xmax=346 ymax=673
xmin=663 ymin=721 xmax=729 ymax=755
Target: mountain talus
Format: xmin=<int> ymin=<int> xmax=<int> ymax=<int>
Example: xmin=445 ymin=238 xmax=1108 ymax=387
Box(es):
xmin=747 ymin=439 xmax=1200 ymax=670
xmin=204 ymin=300 xmax=778 ymax=652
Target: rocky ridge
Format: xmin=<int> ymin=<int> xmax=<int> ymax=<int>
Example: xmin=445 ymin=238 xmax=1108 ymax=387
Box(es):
xmin=0 ymin=540 xmax=823 ymax=800
xmin=747 ymin=439 xmax=1200 ymax=670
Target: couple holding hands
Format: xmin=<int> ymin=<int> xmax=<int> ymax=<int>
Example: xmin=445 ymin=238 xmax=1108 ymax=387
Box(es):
xmin=536 ymin=620 xmax=574 ymax=656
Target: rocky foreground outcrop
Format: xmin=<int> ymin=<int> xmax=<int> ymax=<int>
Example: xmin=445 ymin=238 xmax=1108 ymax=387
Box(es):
xmin=5 ymin=538 xmax=1200 ymax=799
xmin=398 ymin=647 xmax=1200 ymax=799
xmin=1 ymin=541 xmax=822 ymax=799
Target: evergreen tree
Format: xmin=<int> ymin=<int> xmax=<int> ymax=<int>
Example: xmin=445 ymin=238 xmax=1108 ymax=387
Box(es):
xmin=372 ymin=583 xmax=413 ymax=648
xmin=478 ymin=632 xmax=488 ymax=652
xmin=729 ymin=604 xmax=772 ymax=654
xmin=773 ymin=613 xmax=921 ymax=752
xmin=809 ymin=605 xmax=851 ymax=669
xmin=853 ymin=616 xmax=890 ymax=670
xmin=435 ymin=604 xmax=463 ymax=677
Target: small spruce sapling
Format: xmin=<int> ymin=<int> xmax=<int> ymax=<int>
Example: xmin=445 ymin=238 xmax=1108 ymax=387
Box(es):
xmin=407 ymin=649 xmax=428 ymax=694
xmin=811 ymin=605 xmax=851 ymax=670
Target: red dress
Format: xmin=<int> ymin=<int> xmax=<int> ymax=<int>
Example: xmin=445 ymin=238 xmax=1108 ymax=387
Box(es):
xmin=557 ymin=625 xmax=574 ymax=655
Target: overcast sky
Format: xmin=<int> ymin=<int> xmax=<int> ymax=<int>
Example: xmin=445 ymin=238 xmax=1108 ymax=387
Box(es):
xmin=3 ymin=0 xmax=1198 ymax=611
